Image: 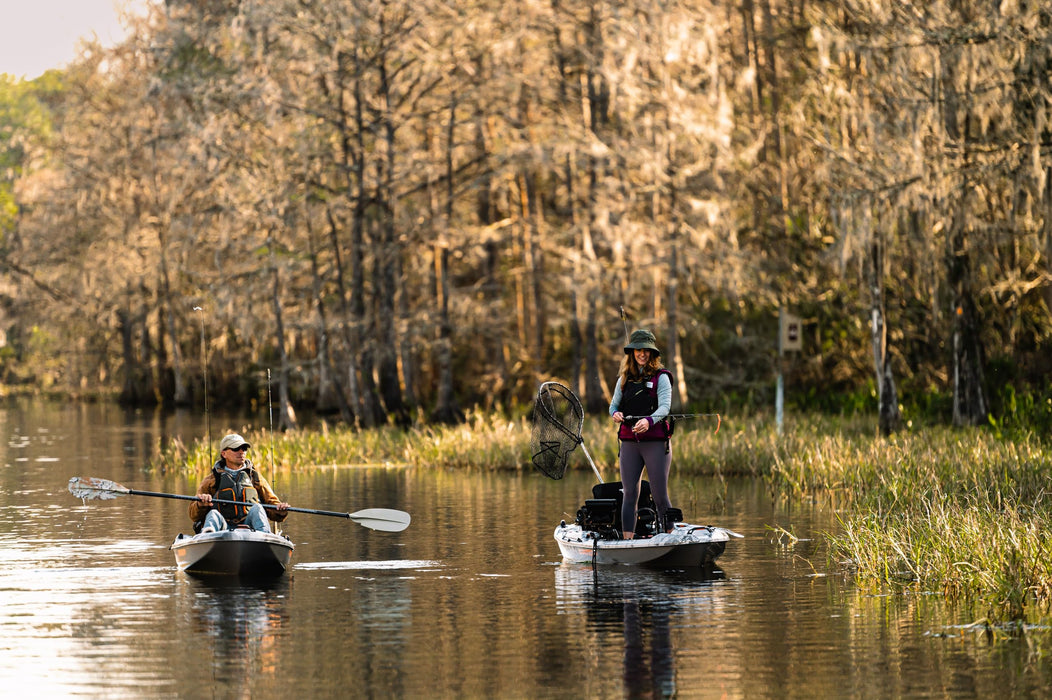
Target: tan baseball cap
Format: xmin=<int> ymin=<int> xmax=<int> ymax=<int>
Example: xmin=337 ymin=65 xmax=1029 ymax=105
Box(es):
xmin=219 ymin=433 xmax=250 ymax=452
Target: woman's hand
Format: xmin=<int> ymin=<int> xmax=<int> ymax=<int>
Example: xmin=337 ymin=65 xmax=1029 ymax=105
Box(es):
xmin=612 ymin=411 xmax=624 ymax=424
xmin=197 ymin=493 xmax=213 ymax=506
xmin=632 ymin=419 xmax=649 ymax=434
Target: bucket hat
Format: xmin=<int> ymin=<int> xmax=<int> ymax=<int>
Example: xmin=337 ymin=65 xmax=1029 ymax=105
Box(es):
xmin=624 ymin=329 xmax=660 ymax=356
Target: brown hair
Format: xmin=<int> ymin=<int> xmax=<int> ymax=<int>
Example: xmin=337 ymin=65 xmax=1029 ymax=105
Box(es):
xmin=618 ymin=349 xmax=665 ymax=386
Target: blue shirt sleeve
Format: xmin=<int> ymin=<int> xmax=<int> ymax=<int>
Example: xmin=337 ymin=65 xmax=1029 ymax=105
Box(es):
xmin=609 ymin=378 xmax=623 ymax=416
xmin=652 ymin=373 xmax=672 ymax=422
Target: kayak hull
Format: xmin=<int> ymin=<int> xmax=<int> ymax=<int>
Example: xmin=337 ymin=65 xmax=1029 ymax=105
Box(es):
xmin=169 ymin=528 xmax=294 ymax=577
xmin=555 ymin=522 xmax=730 ymax=568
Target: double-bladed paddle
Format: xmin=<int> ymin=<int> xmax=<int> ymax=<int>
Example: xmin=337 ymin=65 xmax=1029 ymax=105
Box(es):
xmin=68 ymin=476 xmax=411 ymax=532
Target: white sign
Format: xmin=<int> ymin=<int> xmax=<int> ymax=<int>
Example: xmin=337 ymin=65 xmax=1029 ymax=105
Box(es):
xmin=780 ymin=310 xmax=802 ymax=353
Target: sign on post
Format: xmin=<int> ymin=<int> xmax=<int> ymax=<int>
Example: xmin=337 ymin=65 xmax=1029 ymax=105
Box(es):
xmin=776 ymin=308 xmax=802 ymax=435
xmin=780 ymin=311 xmax=802 ymax=354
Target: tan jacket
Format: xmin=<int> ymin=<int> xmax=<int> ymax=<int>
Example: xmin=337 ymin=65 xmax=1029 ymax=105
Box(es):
xmin=188 ymin=459 xmax=289 ymax=525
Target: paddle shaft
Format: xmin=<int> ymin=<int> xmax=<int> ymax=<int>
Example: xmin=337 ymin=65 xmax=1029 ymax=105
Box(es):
xmin=126 ymin=488 xmax=361 ymax=519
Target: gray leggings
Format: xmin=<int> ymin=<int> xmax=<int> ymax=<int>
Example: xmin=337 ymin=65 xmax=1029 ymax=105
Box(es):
xmin=618 ymin=440 xmax=672 ymax=533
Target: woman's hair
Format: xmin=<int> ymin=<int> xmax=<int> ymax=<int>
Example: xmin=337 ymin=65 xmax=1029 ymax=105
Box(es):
xmin=619 ymin=349 xmax=664 ymax=385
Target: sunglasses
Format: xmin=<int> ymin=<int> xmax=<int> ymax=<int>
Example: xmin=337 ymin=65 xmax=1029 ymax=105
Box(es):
xmin=227 ymin=445 xmax=249 ymax=453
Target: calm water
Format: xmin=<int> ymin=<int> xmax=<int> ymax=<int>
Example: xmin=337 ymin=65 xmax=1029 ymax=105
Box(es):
xmin=1 ymin=398 xmax=1050 ymax=699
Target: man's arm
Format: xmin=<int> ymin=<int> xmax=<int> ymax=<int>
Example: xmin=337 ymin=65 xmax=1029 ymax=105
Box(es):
xmin=188 ymin=472 xmax=217 ymax=522
xmin=255 ymin=474 xmax=290 ymax=522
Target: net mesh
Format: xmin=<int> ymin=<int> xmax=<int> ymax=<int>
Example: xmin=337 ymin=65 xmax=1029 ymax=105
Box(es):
xmin=530 ymin=382 xmax=585 ymax=479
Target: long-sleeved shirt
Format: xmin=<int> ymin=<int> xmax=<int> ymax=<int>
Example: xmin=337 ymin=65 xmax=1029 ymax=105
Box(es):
xmin=608 ymin=372 xmax=672 ymax=424
xmin=187 ymin=459 xmax=289 ymax=524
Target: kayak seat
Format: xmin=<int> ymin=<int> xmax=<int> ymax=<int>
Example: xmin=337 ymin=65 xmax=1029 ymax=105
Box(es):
xmin=588 ymin=480 xmax=657 ymax=535
xmin=663 ymin=507 xmax=684 ymax=531
xmin=576 ymin=499 xmax=619 ymax=537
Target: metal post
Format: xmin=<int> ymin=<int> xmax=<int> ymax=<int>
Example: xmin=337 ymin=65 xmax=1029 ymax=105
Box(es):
xmin=776 ymin=308 xmax=785 ymax=436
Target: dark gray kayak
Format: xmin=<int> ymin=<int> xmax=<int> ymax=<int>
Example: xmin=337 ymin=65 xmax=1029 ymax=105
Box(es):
xmin=169 ymin=528 xmax=294 ymax=577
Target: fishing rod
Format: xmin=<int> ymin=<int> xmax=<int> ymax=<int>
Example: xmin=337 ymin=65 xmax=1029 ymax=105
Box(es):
xmin=193 ymin=306 xmax=212 ymax=467
xmin=623 ymin=412 xmax=722 ymax=433
xmin=268 ymin=367 xmax=276 ymax=478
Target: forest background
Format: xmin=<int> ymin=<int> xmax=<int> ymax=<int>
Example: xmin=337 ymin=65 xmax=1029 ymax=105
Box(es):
xmin=1 ymin=0 xmax=1051 ymax=437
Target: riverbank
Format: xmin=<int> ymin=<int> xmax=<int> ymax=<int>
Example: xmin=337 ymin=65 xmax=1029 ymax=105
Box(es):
xmin=153 ymin=411 xmax=1052 ymax=626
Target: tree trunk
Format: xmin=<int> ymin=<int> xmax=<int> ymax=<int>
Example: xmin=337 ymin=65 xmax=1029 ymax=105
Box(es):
xmin=269 ymin=254 xmax=297 ymax=431
xmin=307 ymin=209 xmax=352 ymax=422
xmin=117 ymin=306 xmax=147 ymax=403
xmin=584 ymin=290 xmax=605 ymax=414
xmin=158 ymin=228 xmax=187 ymax=406
xmin=949 ymin=217 xmax=987 ymax=426
xmin=431 ymin=96 xmax=463 ymax=425
xmin=868 ymin=220 xmax=901 ymax=436
xmin=347 ymin=43 xmax=383 ymax=428
xmin=431 ymin=242 xmax=462 ymax=424
xmin=372 ymin=22 xmax=408 ymax=427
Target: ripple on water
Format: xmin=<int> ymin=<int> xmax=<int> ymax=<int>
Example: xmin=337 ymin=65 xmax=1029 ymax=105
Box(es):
xmin=294 ymin=559 xmax=442 ymax=571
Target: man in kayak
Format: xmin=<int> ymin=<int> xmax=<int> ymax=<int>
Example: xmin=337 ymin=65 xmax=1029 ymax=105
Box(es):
xmin=189 ymin=433 xmax=290 ymax=533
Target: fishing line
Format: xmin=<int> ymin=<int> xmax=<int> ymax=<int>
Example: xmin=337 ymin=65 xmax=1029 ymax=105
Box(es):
xmin=268 ymin=368 xmax=276 ymax=476
xmin=193 ymin=306 xmax=212 ymax=467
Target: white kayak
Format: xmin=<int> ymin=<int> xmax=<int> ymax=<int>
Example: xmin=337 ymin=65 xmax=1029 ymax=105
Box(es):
xmin=554 ymin=520 xmax=738 ymax=567
xmin=169 ymin=528 xmax=294 ymax=578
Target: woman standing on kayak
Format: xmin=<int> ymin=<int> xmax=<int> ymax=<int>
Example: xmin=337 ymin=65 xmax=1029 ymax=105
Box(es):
xmin=609 ymin=329 xmax=675 ymax=539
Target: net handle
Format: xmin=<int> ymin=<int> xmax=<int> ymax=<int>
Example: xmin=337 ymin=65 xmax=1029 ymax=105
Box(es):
xmin=578 ymin=441 xmax=604 ymax=483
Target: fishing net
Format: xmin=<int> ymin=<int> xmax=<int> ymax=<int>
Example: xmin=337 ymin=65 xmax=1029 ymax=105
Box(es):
xmin=530 ymin=382 xmax=585 ymax=479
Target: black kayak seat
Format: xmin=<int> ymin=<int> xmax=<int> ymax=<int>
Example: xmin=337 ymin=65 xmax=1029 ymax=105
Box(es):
xmin=589 ymin=480 xmax=656 ymax=533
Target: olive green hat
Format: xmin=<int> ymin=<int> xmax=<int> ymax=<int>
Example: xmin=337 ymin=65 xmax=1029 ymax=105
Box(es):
xmin=624 ymin=329 xmax=660 ymax=356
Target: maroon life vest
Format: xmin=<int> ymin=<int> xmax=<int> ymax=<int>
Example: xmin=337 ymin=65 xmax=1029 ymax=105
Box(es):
xmin=617 ymin=369 xmax=674 ymax=441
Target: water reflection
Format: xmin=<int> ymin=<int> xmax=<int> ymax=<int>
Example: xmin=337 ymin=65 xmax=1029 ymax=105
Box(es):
xmin=554 ymin=564 xmax=729 ymax=699
xmin=175 ymin=576 xmax=290 ymax=697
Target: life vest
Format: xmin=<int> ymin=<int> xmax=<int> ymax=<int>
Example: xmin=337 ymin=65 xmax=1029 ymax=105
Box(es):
xmin=213 ymin=466 xmax=261 ymax=523
xmin=617 ymin=369 xmax=674 ymax=441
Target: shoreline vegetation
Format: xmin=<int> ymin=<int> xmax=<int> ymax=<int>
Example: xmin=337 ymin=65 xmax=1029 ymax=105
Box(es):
xmin=152 ymin=411 xmax=1052 ymax=629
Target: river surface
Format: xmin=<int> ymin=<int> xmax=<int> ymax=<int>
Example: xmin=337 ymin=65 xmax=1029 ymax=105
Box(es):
xmin=1 ymin=398 xmax=1050 ymax=699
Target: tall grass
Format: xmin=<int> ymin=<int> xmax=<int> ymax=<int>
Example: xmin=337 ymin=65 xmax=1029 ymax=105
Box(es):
xmin=153 ymin=409 xmax=538 ymax=474
xmin=767 ymin=424 xmax=1052 ymax=624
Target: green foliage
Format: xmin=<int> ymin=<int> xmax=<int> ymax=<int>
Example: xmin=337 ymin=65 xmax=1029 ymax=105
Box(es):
xmin=989 ymin=384 xmax=1052 ymax=440
xmin=0 ymin=73 xmax=57 ymax=235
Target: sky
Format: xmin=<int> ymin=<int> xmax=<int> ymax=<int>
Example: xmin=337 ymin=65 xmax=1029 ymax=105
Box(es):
xmin=0 ymin=0 xmax=150 ymax=80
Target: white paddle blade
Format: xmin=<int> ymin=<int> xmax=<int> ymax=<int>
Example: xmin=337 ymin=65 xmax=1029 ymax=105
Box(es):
xmin=67 ymin=476 xmax=130 ymax=501
xmin=349 ymin=508 xmax=411 ymax=532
